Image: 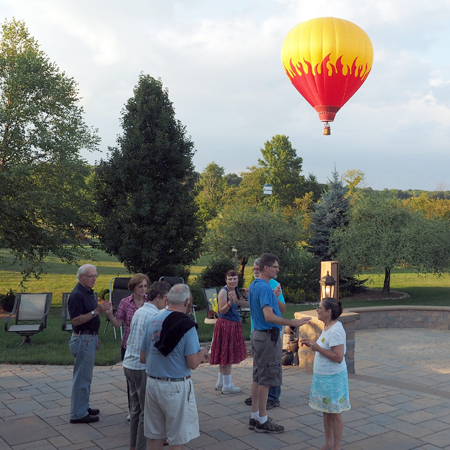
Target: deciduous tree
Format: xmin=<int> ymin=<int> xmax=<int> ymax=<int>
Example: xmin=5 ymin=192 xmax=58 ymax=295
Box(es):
xmin=0 ymin=19 xmax=99 ymax=279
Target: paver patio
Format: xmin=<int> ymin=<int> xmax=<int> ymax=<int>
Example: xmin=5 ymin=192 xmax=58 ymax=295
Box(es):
xmin=1 ymin=328 xmax=450 ymax=449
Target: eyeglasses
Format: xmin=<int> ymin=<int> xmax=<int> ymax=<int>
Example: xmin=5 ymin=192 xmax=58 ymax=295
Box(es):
xmin=269 ymin=265 xmax=279 ymax=269
xmin=83 ymin=274 xmax=99 ymax=279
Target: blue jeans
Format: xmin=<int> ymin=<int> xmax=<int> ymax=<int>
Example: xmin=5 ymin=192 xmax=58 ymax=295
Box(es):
xmin=69 ymin=334 xmax=97 ymax=420
xmin=268 ymin=385 xmax=281 ymax=401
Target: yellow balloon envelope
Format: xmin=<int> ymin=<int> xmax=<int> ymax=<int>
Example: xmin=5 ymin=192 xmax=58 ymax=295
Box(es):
xmin=281 ymin=17 xmax=373 ymax=134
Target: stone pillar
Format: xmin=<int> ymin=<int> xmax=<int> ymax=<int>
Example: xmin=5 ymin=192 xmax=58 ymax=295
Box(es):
xmin=294 ymin=310 xmax=360 ymax=373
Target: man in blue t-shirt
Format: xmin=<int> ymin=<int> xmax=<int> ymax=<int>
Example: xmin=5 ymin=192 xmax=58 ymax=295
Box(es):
xmin=248 ymin=253 xmax=311 ymax=434
xmin=140 ymin=284 xmax=209 ymax=450
xmin=245 ymin=257 xmax=285 ymax=409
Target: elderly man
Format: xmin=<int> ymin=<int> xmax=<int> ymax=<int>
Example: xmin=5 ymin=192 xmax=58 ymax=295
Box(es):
xmin=140 ymin=284 xmax=209 ymax=450
xmin=248 ymin=253 xmax=311 ymax=434
xmin=122 ymin=281 xmax=171 ymax=450
xmin=68 ymin=264 xmax=111 ymax=424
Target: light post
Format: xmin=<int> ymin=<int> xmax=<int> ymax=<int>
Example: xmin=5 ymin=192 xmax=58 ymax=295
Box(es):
xmin=262 ymin=183 xmax=273 ymax=253
xmin=319 ymin=261 xmax=339 ymax=300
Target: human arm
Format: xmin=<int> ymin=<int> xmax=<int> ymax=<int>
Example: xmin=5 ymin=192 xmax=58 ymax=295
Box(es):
xmin=218 ymin=288 xmax=234 ymax=315
xmin=106 ymin=297 xmax=130 ymax=329
xmin=301 ymin=340 xmax=344 ymax=364
xmin=139 ymin=350 xmax=146 ymax=364
xmin=262 ymin=305 xmax=311 ymax=328
xmin=71 ymin=301 xmax=111 ymax=327
xmin=186 ymin=347 xmax=210 ymax=369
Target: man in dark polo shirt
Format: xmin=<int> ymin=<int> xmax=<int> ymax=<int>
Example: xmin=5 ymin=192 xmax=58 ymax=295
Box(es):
xmin=68 ymin=264 xmax=111 ymax=424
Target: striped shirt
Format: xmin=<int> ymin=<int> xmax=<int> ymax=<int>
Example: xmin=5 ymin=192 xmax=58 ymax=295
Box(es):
xmin=123 ymin=302 xmax=160 ymax=371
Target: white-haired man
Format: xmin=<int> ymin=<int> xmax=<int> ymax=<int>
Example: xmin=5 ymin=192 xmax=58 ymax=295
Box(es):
xmin=68 ymin=264 xmax=111 ymax=424
xmin=140 ymin=284 xmax=209 ymax=450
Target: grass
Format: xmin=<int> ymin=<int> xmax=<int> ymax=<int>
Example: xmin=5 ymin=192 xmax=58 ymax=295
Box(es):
xmin=2 ymin=247 xmax=450 ymax=364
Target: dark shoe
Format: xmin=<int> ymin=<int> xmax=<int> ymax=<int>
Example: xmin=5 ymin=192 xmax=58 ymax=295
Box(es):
xmin=70 ymin=414 xmax=99 ymax=424
xmin=249 ymin=418 xmax=257 ymax=430
xmin=266 ymin=399 xmax=280 ymax=410
xmin=255 ymin=417 xmax=284 ymax=434
xmin=87 ymin=408 xmax=100 ymax=415
xmin=245 ymin=396 xmax=252 ymax=406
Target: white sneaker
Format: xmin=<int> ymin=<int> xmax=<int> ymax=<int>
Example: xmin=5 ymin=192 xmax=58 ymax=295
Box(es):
xmin=222 ymin=384 xmax=241 ymax=394
xmin=126 ymin=413 xmax=130 ymax=421
xmin=215 ymin=383 xmax=223 ymax=391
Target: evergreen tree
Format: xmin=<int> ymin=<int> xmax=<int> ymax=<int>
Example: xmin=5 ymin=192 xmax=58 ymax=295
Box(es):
xmin=308 ymin=169 xmax=349 ymax=261
xmin=94 ymin=74 xmax=201 ymax=279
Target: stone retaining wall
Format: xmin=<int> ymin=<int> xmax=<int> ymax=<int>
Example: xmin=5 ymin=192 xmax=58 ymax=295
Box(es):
xmin=294 ymin=306 xmax=450 ymax=374
xmin=346 ymin=305 xmax=450 ymax=330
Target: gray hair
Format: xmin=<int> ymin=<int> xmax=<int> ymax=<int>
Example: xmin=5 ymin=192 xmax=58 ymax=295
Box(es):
xmin=167 ymin=284 xmax=190 ymax=306
xmin=77 ymin=264 xmax=97 ymax=281
xmin=253 ymin=258 xmax=260 ymax=266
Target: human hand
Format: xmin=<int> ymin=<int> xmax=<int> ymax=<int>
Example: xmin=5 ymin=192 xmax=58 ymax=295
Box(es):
xmin=300 ymin=339 xmax=318 ymax=351
xmin=96 ymin=338 xmax=101 ymax=350
xmin=273 ymin=283 xmax=281 ymax=298
xmin=292 ymin=317 xmax=311 ymax=328
xmin=200 ymin=347 xmax=210 ymax=363
xmin=228 ymin=291 xmax=237 ymax=303
xmin=97 ymin=301 xmax=112 ymax=314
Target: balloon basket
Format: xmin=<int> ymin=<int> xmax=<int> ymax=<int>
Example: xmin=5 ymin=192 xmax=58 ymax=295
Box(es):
xmin=323 ymin=123 xmax=331 ymax=136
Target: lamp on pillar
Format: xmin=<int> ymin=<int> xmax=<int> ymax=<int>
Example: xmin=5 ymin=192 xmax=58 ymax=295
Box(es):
xmin=319 ymin=261 xmax=339 ymax=300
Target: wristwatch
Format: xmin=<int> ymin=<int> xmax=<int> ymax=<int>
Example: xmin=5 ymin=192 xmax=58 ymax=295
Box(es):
xmin=91 ymin=310 xmax=96 ymax=317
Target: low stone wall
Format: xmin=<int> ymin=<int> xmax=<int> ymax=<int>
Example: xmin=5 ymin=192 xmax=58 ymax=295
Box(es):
xmin=346 ymin=305 xmax=450 ymax=331
xmin=293 ymin=306 xmax=450 ymax=374
xmin=294 ymin=310 xmax=360 ymax=374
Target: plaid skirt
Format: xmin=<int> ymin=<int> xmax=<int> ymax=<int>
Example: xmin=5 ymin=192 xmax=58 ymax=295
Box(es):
xmin=210 ymin=318 xmax=247 ymax=366
xmin=309 ymin=369 xmax=351 ymax=414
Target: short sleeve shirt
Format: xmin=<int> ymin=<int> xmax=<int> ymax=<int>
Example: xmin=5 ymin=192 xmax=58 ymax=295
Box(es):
xmin=140 ymin=309 xmax=201 ymax=378
xmin=313 ymin=321 xmax=347 ymax=375
xmin=115 ymin=294 xmax=147 ymax=348
xmin=248 ymin=278 xmax=282 ymax=332
xmin=68 ymin=283 xmax=100 ymax=333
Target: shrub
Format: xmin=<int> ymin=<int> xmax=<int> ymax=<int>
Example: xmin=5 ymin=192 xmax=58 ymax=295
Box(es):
xmin=0 ymin=289 xmax=16 ymax=312
xmin=277 ymin=248 xmax=320 ymax=303
xmin=188 ymin=282 xmax=206 ymax=310
xmin=197 ymin=257 xmax=234 ymax=288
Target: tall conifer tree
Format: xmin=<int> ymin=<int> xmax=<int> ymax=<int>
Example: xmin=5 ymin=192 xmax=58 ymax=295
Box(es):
xmin=94 ymin=74 xmax=201 ymax=279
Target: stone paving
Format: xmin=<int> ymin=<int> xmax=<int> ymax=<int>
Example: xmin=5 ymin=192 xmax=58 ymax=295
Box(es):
xmin=2 ymin=328 xmax=450 ymax=449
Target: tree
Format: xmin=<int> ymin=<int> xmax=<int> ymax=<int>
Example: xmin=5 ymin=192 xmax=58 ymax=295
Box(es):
xmin=205 ymin=199 xmax=304 ymax=279
xmin=258 ymin=135 xmax=306 ymax=208
xmin=195 ymin=162 xmax=228 ymax=223
xmin=0 ymin=19 xmax=99 ymax=279
xmin=224 ymin=173 xmax=242 ymax=187
xmin=93 ymin=74 xmax=202 ymax=279
xmin=332 ymin=192 xmax=450 ymax=294
xmin=342 ymin=169 xmax=366 ymax=196
xmin=308 ymin=170 xmax=349 ymax=261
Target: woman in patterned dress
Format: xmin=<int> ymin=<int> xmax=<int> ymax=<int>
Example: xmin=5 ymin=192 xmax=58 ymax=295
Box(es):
xmin=210 ymin=270 xmax=249 ymax=394
xmin=301 ymin=298 xmax=351 ymax=450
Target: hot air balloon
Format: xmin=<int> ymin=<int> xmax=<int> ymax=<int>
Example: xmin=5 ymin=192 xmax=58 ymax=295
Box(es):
xmin=281 ymin=17 xmax=373 ymax=135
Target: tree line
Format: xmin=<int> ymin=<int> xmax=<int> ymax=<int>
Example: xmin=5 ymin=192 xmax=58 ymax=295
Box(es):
xmin=2 ymin=19 xmax=450 ymax=300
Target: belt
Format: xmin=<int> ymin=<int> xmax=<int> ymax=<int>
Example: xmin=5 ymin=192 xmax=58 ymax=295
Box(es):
xmin=74 ymin=330 xmax=98 ymax=336
xmin=148 ymin=375 xmax=191 ymax=382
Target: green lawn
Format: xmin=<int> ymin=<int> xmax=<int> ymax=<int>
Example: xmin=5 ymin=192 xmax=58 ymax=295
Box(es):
xmin=2 ymin=247 xmax=450 ymax=364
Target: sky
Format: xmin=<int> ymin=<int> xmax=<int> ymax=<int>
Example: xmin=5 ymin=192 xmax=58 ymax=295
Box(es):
xmin=2 ymin=0 xmax=450 ymax=191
